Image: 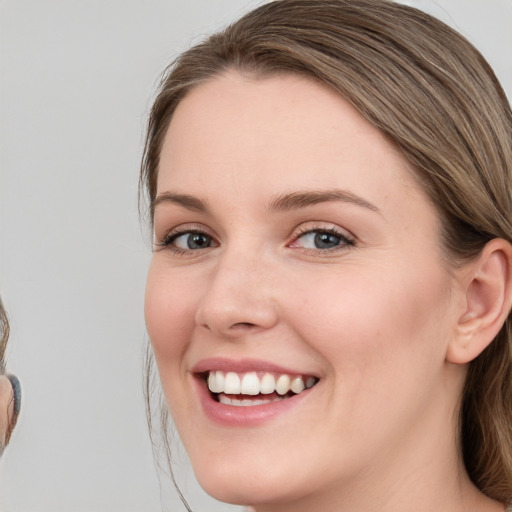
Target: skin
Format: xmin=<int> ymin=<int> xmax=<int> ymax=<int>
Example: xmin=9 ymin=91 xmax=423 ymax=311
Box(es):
xmin=0 ymin=374 xmax=16 ymax=455
xmin=145 ymin=72 xmax=506 ymax=512
xmin=1 ymin=298 xmax=19 ymax=456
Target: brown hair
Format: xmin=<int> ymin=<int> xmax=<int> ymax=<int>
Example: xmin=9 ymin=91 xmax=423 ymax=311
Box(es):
xmin=0 ymin=298 xmax=9 ymax=374
xmin=141 ymin=0 xmax=512 ymax=504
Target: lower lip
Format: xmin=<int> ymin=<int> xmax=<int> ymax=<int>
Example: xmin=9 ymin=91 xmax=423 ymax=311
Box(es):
xmin=193 ymin=375 xmax=313 ymax=427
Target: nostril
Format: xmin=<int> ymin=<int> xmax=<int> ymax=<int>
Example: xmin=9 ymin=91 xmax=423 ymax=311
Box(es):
xmin=232 ymin=322 xmax=256 ymax=328
xmin=195 ymin=291 xmax=279 ymax=336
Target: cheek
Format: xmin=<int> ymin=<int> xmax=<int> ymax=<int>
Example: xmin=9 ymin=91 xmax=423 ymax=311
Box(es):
xmin=144 ymin=262 xmax=204 ymax=421
xmin=144 ymin=262 xmax=197 ymax=368
xmin=283 ymin=264 xmax=456 ymax=454
xmin=288 ymin=263 xmax=453 ymax=387
xmin=0 ymin=377 xmax=12 ymax=442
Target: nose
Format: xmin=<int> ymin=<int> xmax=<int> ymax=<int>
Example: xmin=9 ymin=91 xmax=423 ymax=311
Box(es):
xmin=195 ymin=249 xmax=279 ymax=339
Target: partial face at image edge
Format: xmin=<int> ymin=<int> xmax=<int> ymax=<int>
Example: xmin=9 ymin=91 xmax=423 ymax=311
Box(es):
xmin=0 ymin=299 xmax=21 ymax=455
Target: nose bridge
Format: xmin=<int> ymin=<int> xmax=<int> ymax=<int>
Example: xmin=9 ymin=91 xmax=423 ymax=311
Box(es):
xmin=195 ymin=241 xmax=278 ymax=336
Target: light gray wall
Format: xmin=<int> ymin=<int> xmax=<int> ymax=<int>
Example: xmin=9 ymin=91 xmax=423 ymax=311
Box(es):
xmin=1 ymin=1 xmax=510 ymax=511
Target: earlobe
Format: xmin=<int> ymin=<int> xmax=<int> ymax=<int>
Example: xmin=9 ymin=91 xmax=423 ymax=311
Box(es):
xmin=446 ymin=238 xmax=512 ymax=365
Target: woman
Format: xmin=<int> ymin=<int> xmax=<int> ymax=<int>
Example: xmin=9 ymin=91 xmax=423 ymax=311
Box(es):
xmin=0 ymin=298 xmax=21 ymax=456
xmin=141 ymin=0 xmax=512 ymax=510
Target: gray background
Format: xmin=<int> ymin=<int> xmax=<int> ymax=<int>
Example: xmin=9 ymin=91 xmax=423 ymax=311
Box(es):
xmin=1 ymin=1 xmax=511 ymax=511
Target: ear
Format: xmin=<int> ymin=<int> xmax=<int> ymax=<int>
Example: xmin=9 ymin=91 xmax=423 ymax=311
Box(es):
xmin=446 ymin=238 xmax=512 ymax=365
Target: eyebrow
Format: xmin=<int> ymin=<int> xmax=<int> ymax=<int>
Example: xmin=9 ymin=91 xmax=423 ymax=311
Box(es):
xmin=153 ymin=188 xmax=380 ymax=215
xmin=268 ymin=189 xmax=380 ymax=213
xmin=153 ymin=192 xmax=208 ymax=212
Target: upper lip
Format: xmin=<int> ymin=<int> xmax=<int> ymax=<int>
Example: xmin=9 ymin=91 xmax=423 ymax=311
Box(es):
xmin=191 ymin=357 xmax=319 ymax=378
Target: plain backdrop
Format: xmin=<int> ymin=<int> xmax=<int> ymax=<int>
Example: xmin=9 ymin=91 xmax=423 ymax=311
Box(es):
xmin=1 ymin=1 xmax=511 ymax=511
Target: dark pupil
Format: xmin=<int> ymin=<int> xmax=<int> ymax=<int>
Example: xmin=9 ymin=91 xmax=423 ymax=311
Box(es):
xmin=188 ymin=233 xmax=210 ymax=249
xmin=314 ymin=232 xmax=340 ymax=249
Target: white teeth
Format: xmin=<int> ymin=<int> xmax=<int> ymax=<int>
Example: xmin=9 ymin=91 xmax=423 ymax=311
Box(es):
xmin=218 ymin=395 xmax=285 ymax=407
xmin=224 ymin=372 xmax=241 ymax=394
xmin=275 ymin=374 xmax=291 ymax=395
xmin=208 ymin=371 xmax=225 ymax=393
xmin=208 ymin=372 xmax=216 ymax=392
xmin=260 ymin=373 xmax=275 ymax=394
xmin=207 ymin=370 xmax=318 ymax=399
xmin=241 ymin=372 xmax=260 ymax=395
xmin=290 ymin=376 xmax=305 ymax=394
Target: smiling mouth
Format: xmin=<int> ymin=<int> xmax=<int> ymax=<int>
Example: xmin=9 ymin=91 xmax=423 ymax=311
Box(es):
xmin=204 ymin=370 xmax=319 ymax=407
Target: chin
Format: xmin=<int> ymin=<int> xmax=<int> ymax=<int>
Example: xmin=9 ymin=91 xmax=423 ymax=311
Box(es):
xmin=190 ymin=450 xmax=271 ymax=502
xmin=188 ymin=444 xmax=324 ymax=508
xmin=195 ymin=469 xmax=289 ymax=507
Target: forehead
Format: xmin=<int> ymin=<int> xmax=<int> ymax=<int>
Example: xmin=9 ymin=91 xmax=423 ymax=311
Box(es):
xmin=157 ymin=71 xmax=428 ymax=215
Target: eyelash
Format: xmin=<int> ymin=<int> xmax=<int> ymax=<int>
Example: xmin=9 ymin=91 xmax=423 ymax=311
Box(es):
xmin=289 ymin=225 xmax=355 ymax=254
xmin=155 ymin=226 xmax=217 ymax=255
xmin=155 ymin=224 xmax=355 ymax=256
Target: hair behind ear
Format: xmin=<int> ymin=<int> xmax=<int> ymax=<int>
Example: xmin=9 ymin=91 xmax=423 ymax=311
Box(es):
xmin=461 ymin=320 xmax=512 ymax=502
xmin=451 ymin=239 xmax=512 ymax=502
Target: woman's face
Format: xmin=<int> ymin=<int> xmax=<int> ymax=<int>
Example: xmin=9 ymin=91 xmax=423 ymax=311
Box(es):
xmin=1 ymin=304 xmax=19 ymax=455
xmin=145 ymin=72 xmax=468 ymax=507
xmin=0 ymin=375 xmax=15 ymax=451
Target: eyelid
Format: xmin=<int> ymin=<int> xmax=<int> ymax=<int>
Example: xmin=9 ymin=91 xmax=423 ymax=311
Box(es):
xmin=288 ymin=222 xmax=356 ymax=252
xmin=153 ymin=223 xmax=218 ymax=253
xmin=291 ymin=221 xmax=355 ymax=240
xmin=154 ymin=222 xmax=210 ymax=243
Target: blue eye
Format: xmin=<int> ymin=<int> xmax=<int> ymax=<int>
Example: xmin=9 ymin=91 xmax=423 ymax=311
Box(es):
xmin=304 ymin=231 xmax=342 ymax=249
xmin=156 ymin=229 xmax=217 ymax=253
xmin=171 ymin=232 xmax=213 ymax=250
xmin=291 ymin=228 xmax=354 ymax=251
